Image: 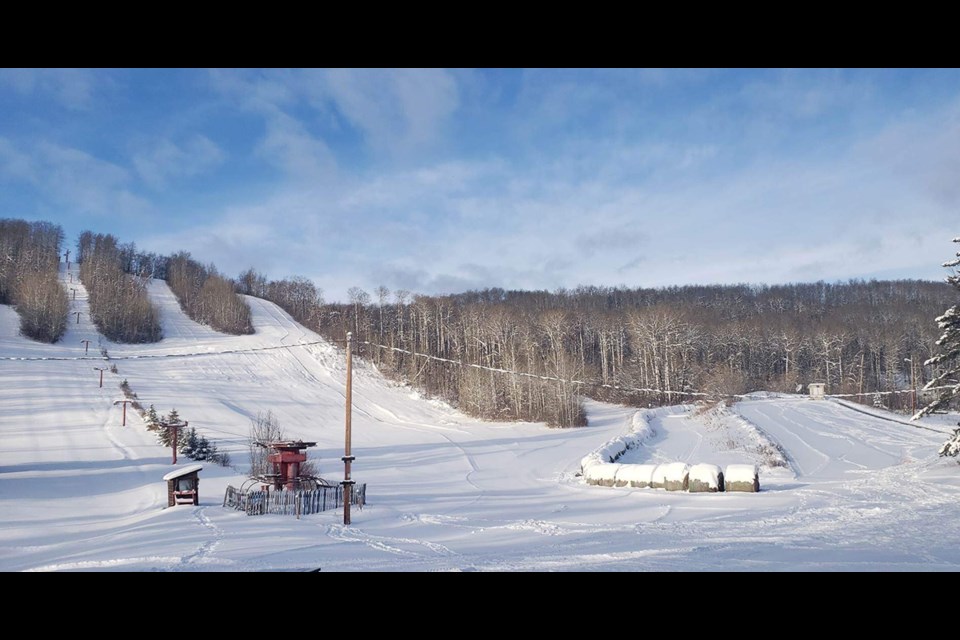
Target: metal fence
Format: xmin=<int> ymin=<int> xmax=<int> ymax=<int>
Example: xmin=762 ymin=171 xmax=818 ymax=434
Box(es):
xmin=223 ymin=483 xmax=367 ymax=517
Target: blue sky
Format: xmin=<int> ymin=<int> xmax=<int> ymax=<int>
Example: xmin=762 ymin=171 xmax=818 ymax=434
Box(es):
xmin=1 ymin=68 xmax=958 ymax=302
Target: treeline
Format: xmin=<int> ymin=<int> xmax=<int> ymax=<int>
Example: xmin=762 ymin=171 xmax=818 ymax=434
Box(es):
xmin=0 ymin=218 xmax=68 ymax=343
xmin=77 ymin=231 xmax=162 ymax=343
xmin=240 ymin=274 xmax=956 ymax=426
xmin=167 ymin=253 xmax=252 ymax=335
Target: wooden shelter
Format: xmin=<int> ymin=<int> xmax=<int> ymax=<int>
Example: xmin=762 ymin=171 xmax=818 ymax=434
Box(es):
xmin=163 ymin=464 xmax=203 ymax=507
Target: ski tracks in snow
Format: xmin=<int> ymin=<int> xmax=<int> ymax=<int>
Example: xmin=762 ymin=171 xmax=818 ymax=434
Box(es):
xmin=325 ymin=523 xmax=458 ymax=558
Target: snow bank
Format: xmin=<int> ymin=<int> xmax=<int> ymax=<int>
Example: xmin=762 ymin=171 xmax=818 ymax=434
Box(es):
xmin=688 ymin=463 xmax=723 ymax=492
xmin=725 ymin=464 xmax=759 ymax=492
xmin=615 ymin=464 xmax=658 ymax=488
xmin=662 ymin=462 xmax=690 ymax=491
xmin=580 ymin=410 xmax=655 ymax=477
xmin=727 ymin=406 xmax=790 ymax=471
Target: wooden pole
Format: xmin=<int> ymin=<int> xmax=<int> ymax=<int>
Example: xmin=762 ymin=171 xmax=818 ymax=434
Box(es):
xmin=343 ymin=332 xmax=354 ymax=525
xmin=911 ymin=358 xmax=917 ymax=414
xmin=161 ymin=420 xmax=185 ymax=465
xmin=113 ymin=400 xmax=133 ymax=426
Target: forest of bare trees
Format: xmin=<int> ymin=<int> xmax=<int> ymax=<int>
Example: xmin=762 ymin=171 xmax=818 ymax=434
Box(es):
xmin=7 ymin=219 xmax=951 ymax=428
xmin=166 ymin=253 xmax=252 ymax=335
xmin=77 ymin=231 xmax=162 ymax=343
xmin=0 ymin=218 xmax=68 ymax=343
xmin=239 ymin=271 xmax=955 ymax=427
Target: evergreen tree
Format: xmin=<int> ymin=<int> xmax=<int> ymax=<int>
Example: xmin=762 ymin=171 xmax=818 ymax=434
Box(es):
xmin=913 ymin=237 xmax=960 ymax=458
xmin=179 ymin=426 xmax=198 ymax=458
xmin=145 ymin=404 xmax=159 ymax=428
xmin=195 ymin=434 xmax=212 ymax=460
xmin=156 ymin=408 xmax=183 ymax=448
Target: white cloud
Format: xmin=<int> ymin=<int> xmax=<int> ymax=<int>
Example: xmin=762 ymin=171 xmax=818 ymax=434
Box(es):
xmin=133 ymin=135 xmax=225 ymax=189
xmin=0 ymin=68 xmax=97 ymax=110
xmin=735 ymin=69 xmax=874 ymax=121
xmin=110 ymin=71 xmax=960 ymax=300
xmin=0 ymin=137 xmax=150 ymax=218
xmin=317 ymin=68 xmax=460 ymax=156
xmin=256 ymin=110 xmax=337 ymax=182
xmin=206 ymin=69 xmax=338 ymax=182
xmin=0 ymin=137 xmax=38 ymax=182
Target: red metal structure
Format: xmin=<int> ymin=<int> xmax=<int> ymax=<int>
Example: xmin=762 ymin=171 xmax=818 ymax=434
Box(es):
xmin=266 ymin=441 xmax=317 ymax=491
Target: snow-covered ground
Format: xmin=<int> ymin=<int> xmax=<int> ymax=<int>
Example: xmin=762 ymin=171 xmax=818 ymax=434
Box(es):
xmin=1 ymin=265 xmax=958 ymax=571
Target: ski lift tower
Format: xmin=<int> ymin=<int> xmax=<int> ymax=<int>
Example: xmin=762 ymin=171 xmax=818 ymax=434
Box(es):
xmin=266 ymin=440 xmax=317 ymax=491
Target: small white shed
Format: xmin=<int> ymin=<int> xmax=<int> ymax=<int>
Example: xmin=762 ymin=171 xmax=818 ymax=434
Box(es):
xmin=808 ymin=382 xmax=826 ymax=400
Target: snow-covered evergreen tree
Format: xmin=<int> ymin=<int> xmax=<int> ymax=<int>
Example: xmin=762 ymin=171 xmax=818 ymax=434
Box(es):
xmin=155 ymin=408 xmax=184 ymax=448
xmin=145 ymin=404 xmax=159 ymax=428
xmin=194 ymin=434 xmax=212 ymax=460
xmin=913 ymin=237 xmax=960 ymax=457
xmin=179 ymin=426 xmax=198 ymax=458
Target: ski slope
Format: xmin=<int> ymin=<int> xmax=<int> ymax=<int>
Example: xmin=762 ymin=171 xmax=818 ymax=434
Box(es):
xmin=1 ymin=265 xmax=959 ymax=571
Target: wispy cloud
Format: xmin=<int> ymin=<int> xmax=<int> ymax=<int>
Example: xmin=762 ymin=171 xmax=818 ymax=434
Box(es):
xmin=0 ymin=137 xmax=150 ymax=218
xmin=0 ymin=68 xmax=98 ymax=110
xmin=318 ymin=68 xmax=460 ymax=156
xmin=2 ymin=69 xmax=958 ymax=300
xmin=133 ymin=135 xmax=225 ymax=189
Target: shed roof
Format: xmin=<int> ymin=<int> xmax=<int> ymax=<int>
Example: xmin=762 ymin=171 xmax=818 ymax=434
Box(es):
xmin=162 ymin=464 xmax=203 ymax=481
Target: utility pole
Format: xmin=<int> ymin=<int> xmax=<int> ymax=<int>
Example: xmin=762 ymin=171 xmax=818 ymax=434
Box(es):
xmin=906 ymin=356 xmax=917 ymax=414
xmin=342 ymin=332 xmax=355 ymax=525
xmin=81 ymin=339 xmax=91 ymax=355
xmin=113 ymin=399 xmax=135 ymax=426
xmin=93 ymin=366 xmax=107 ymax=388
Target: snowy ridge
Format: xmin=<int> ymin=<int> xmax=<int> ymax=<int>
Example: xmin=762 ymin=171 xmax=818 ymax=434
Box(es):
xmin=722 ymin=403 xmax=792 ymax=473
xmin=580 ymin=409 xmax=655 ymax=474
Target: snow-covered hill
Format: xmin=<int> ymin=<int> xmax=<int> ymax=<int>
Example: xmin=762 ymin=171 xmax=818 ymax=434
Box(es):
xmin=1 ymin=265 xmax=958 ymax=571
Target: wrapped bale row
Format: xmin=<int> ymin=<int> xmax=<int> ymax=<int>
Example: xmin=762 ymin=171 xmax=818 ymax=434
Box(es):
xmin=584 ymin=462 xmax=760 ymax=493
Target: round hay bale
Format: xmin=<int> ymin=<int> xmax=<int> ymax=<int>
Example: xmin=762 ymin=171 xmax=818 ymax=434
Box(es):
xmin=615 ymin=464 xmax=658 ymax=488
xmin=725 ymin=464 xmax=759 ymax=492
xmin=586 ymin=462 xmax=622 ymax=487
xmin=650 ymin=464 xmax=669 ymax=490
xmin=688 ymin=463 xmax=724 ymax=493
xmin=662 ymin=462 xmax=690 ymax=491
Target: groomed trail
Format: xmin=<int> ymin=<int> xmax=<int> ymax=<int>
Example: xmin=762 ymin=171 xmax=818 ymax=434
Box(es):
xmin=1 ymin=266 xmax=959 ymax=571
